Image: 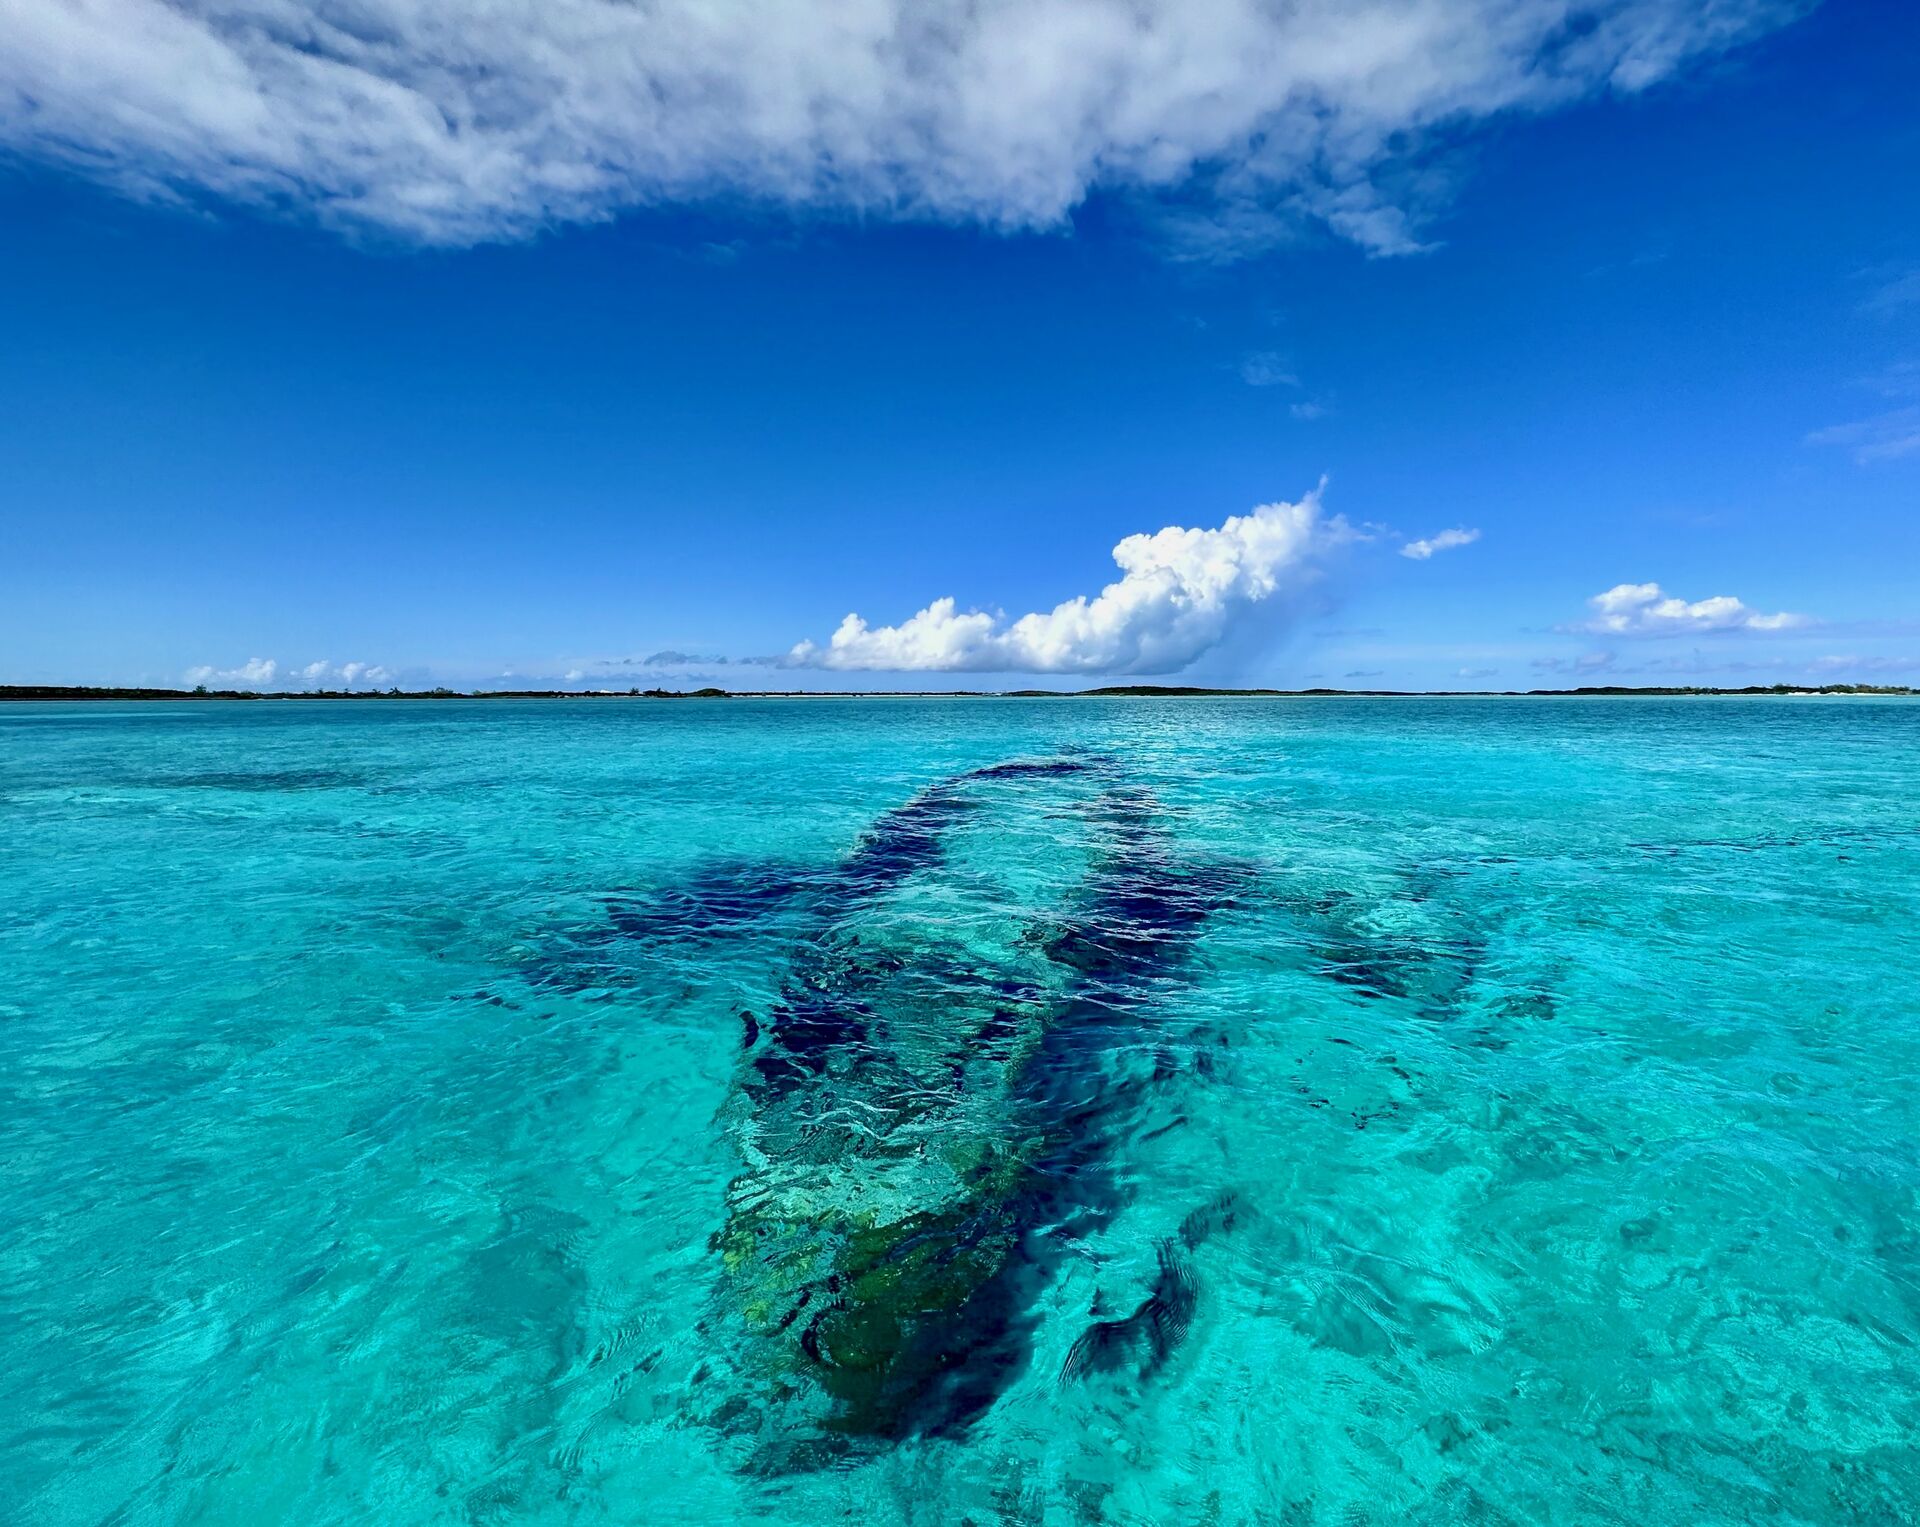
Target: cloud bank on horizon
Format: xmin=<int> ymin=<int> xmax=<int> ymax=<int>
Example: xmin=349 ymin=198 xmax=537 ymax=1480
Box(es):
xmin=787 ymin=486 xmax=1352 ymax=674
xmin=0 ymin=0 xmax=1803 ymax=251
xmin=184 ymin=658 xmax=394 ymax=687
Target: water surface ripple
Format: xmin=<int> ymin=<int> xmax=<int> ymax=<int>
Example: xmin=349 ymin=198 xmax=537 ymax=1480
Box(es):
xmin=2 ymin=697 xmax=1916 ymax=1524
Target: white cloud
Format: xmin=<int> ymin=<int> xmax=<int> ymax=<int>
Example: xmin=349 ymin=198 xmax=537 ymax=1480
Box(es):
xmin=184 ymin=657 xmax=277 ymax=686
xmin=186 ymin=658 xmax=393 ymax=688
xmin=300 ymin=660 xmax=394 ymax=687
xmin=1401 ymin=526 xmax=1481 ymax=560
xmin=1807 ymin=406 xmax=1920 ymax=465
xmin=788 ymin=484 xmax=1349 ymax=674
xmin=1575 ymin=582 xmax=1807 ymax=636
xmin=0 ymin=0 xmax=1802 ymax=251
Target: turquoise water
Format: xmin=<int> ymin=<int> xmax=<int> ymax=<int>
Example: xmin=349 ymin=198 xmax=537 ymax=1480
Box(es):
xmin=3 ymin=696 xmax=1918 ymax=1525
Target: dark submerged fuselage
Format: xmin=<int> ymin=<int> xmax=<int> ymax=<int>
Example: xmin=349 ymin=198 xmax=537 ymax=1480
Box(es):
xmin=712 ymin=756 xmax=1240 ymax=1448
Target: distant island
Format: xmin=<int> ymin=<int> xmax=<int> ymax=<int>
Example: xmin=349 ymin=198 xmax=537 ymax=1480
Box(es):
xmin=3 ymin=683 xmax=1913 ymax=702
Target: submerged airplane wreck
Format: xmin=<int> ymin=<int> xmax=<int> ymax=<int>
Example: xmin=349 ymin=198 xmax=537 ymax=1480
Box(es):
xmin=702 ymin=755 xmax=1243 ymax=1455
xmin=539 ymin=752 xmax=1499 ymax=1466
xmin=537 ymin=754 xmax=1237 ymax=1458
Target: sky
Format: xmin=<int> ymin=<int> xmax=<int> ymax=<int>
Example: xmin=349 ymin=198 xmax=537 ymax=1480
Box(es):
xmin=1 ymin=0 xmax=1916 ymax=692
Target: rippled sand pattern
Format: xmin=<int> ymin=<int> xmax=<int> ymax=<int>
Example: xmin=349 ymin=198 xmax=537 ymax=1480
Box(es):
xmin=2 ymin=696 xmax=1916 ymax=1524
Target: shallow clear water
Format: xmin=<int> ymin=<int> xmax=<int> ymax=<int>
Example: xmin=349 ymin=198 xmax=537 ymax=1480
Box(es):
xmin=3 ymin=696 xmax=1918 ymax=1525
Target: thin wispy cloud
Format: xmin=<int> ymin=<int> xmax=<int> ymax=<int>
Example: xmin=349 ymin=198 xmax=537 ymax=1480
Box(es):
xmin=1807 ymin=406 xmax=1920 ymax=464
xmin=1862 ymin=264 xmax=1920 ymax=314
xmin=1536 ymin=653 xmax=1919 ymax=682
xmin=1808 ymin=654 xmax=1920 ymax=675
xmin=0 ymin=0 xmax=1803 ymax=252
xmin=786 ymin=484 xmax=1352 ymax=674
xmin=1573 ymin=582 xmax=1807 ymax=636
xmin=1238 ymin=352 xmax=1298 ymax=388
xmin=1401 ymin=527 xmax=1481 ymax=560
xmin=1532 ymin=651 xmax=1618 ymax=675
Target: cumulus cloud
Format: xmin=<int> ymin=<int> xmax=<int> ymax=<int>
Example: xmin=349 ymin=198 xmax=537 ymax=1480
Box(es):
xmin=184 ymin=657 xmax=277 ymax=686
xmin=185 ymin=658 xmax=393 ymax=688
xmin=0 ymin=0 xmax=1802 ymax=250
xmin=1401 ymin=526 xmax=1481 ymax=560
xmin=301 ymin=660 xmax=394 ymax=687
xmin=788 ymin=485 xmax=1349 ymax=674
xmin=1575 ymin=582 xmax=1807 ymax=636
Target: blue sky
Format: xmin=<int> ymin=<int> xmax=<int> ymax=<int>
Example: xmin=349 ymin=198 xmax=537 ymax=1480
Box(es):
xmin=1 ymin=0 xmax=1915 ymax=691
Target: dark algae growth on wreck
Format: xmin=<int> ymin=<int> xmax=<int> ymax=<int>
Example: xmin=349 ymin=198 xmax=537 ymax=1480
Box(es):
xmin=3 ymin=695 xmax=1918 ymax=1523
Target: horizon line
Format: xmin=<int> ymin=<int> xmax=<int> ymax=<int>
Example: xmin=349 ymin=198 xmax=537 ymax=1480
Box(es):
xmin=4 ymin=683 xmax=1915 ymax=703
